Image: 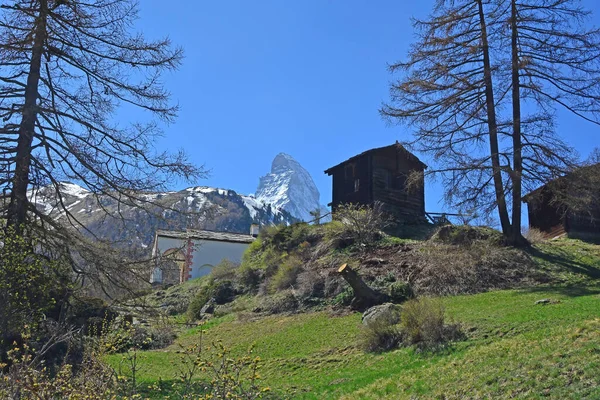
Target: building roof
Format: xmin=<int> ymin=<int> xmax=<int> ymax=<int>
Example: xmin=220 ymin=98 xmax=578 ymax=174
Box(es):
xmin=522 ymin=163 xmax=600 ymax=203
xmin=155 ymin=229 xmax=256 ymax=244
xmin=324 ymin=142 xmax=427 ymax=175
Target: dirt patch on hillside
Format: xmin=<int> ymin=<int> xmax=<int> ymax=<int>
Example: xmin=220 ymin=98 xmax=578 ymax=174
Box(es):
xmin=319 ymin=240 xmax=550 ymax=297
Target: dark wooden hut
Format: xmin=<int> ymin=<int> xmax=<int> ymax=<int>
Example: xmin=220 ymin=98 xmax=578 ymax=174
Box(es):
xmin=523 ymin=164 xmax=600 ymax=239
xmin=324 ymin=142 xmax=427 ymax=222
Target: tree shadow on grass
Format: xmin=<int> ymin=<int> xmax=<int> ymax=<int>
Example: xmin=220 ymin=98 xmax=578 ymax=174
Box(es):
xmin=568 ymin=232 xmax=600 ymax=245
xmin=517 ymin=284 xmax=600 ymax=298
xmin=528 ymin=247 xmax=600 ymax=280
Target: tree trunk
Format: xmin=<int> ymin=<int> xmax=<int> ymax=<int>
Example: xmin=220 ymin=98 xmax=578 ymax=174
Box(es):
xmin=510 ymin=0 xmax=526 ymax=246
xmin=338 ymin=263 xmax=387 ymax=311
xmin=6 ymin=1 xmax=48 ymax=235
xmin=476 ymin=0 xmax=513 ymax=238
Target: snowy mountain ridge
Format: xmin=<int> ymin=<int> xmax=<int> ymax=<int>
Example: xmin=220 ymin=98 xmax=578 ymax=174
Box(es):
xmin=28 ymin=182 xmax=297 ymax=248
xmin=255 ymin=153 xmax=324 ymax=222
xmin=27 ymin=153 xmax=325 ymax=247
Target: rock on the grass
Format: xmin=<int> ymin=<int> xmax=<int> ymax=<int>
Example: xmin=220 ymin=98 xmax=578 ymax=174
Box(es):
xmin=200 ymin=297 xmax=216 ymax=315
xmin=535 ymin=298 xmax=560 ymax=305
xmin=361 ymin=303 xmax=401 ymax=327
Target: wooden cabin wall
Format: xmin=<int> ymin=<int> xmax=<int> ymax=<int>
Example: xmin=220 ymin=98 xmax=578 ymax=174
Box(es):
xmin=567 ymin=207 xmax=600 ymax=234
xmin=330 ymin=153 xmax=371 ymax=208
xmin=566 ymin=183 xmax=600 ymax=235
xmin=371 ymin=148 xmax=425 ymax=220
xmin=527 ymin=185 xmax=600 ymax=238
xmin=526 ymin=188 xmax=565 ymax=237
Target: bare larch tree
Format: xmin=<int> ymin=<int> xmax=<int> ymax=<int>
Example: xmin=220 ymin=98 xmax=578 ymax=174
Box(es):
xmin=381 ymin=0 xmax=515 ymax=238
xmin=506 ymin=0 xmax=600 ymax=243
xmin=383 ymin=0 xmax=600 ymax=245
xmin=0 ymin=0 xmax=202 ymax=292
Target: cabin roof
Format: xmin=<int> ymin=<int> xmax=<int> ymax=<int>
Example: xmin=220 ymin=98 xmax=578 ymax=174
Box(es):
xmin=324 ymin=143 xmax=427 ymax=175
xmin=155 ymin=229 xmax=256 ymax=244
xmin=522 ymin=163 xmax=600 ymax=203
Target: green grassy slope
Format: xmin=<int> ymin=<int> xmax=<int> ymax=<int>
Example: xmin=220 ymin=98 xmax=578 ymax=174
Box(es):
xmin=108 ymin=238 xmax=600 ymax=399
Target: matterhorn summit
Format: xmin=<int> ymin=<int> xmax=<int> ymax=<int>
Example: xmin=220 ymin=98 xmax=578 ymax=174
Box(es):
xmin=255 ymin=153 xmax=322 ymax=222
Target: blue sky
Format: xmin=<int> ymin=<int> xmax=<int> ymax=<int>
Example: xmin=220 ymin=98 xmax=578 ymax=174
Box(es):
xmin=133 ymin=0 xmax=600 ymax=217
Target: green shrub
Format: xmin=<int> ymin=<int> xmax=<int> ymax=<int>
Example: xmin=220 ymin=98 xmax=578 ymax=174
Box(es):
xmin=104 ymin=324 xmax=177 ymax=352
xmin=0 ymin=231 xmax=71 ymax=353
xmin=236 ymin=264 xmax=263 ymax=291
xmin=324 ymin=220 xmax=355 ymax=249
xmin=187 ymin=281 xmax=235 ymax=321
xmin=268 ymin=255 xmax=303 ymax=293
xmin=399 ymin=297 xmax=459 ymax=349
xmin=432 ymin=225 xmax=504 ymax=246
xmin=257 ymin=291 xmax=299 ymax=314
xmin=187 ymin=294 xmax=206 ymax=321
xmin=240 ymin=238 xmax=266 ymax=271
xmin=68 ymin=297 xmax=117 ymax=335
xmin=129 ymin=325 xmax=176 ymax=350
xmin=240 ymin=239 xmax=285 ymax=276
xmin=332 ymin=287 xmax=354 ymax=306
xmin=217 ymin=281 xmax=234 ymax=302
xmin=359 ymin=318 xmax=402 ymax=353
xmin=261 ymin=247 xmax=287 ymax=277
xmin=259 ymin=223 xmax=317 ymax=252
xmin=389 ymin=281 xmax=414 ymax=303
xmin=255 ymin=224 xmax=280 ymax=243
xmin=326 ymin=202 xmax=391 ymax=248
xmin=209 ymin=259 xmax=238 ymax=282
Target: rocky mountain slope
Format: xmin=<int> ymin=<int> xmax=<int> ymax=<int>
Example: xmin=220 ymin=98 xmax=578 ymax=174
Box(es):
xmin=28 ymin=153 xmax=329 ymax=247
xmin=255 ymin=153 xmax=327 ymax=222
xmin=29 ymin=182 xmax=298 ymax=248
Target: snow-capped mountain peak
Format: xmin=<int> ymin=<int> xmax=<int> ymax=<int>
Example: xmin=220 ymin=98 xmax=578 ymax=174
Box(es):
xmin=255 ymin=153 xmax=321 ymax=222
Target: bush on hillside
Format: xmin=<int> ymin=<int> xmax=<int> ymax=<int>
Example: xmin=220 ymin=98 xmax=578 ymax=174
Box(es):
xmin=399 ymin=297 xmax=461 ymax=349
xmin=524 ymin=228 xmax=547 ymax=244
xmin=240 ymin=240 xmax=286 ymax=278
xmin=256 ymin=291 xmax=299 ymax=314
xmin=326 ymin=202 xmax=391 ymax=248
xmin=258 ymin=223 xmax=320 ymax=252
xmin=358 ymin=297 xmax=461 ymax=353
xmin=332 ymin=286 xmax=354 ymax=307
xmin=359 ymin=317 xmax=402 ymax=353
xmin=295 ymin=269 xmax=326 ymax=299
xmin=187 ymin=280 xmax=235 ymax=320
xmin=209 ymin=259 xmax=239 ymax=282
xmin=236 ymin=264 xmax=263 ymax=292
xmin=431 ymin=225 xmax=504 ymax=246
xmin=0 ymin=231 xmax=72 ymax=358
xmin=68 ymin=297 xmax=117 ymax=335
xmin=388 ymin=281 xmax=414 ymax=303
xmin=103 ymin=323 xmax=176 ymax=353
xmin=268 ymin=255 xmax=303 ymax=293
xmin=238 ymin=225 xmax=320 ymax=293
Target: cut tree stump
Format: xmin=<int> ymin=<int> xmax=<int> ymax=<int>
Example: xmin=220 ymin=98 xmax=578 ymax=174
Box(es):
xmin=338 ymin=263 xmax=388 ymax=311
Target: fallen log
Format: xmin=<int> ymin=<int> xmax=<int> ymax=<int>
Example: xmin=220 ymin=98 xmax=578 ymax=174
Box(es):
xmin=338 ymin=263 xmax=388 ymax=311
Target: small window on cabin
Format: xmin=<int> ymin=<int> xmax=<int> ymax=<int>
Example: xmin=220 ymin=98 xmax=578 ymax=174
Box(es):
xmin=345 ymin=164 xmax=355 ymax=179
xmin=383 ymin=170 xmax=393 ymax=189
xmin=354 ymin=178 xmax=360 ymax=192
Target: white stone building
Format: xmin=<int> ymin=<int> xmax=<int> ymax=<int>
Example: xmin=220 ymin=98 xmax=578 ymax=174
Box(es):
xmin=150 ymin=228 xmax=256 ymax=285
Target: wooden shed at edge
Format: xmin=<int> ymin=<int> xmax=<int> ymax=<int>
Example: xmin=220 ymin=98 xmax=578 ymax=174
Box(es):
xmin=522 ymin=164 xmax=600 ymax=239
xmin=324 ymin=143 xmax=427 ymax=222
